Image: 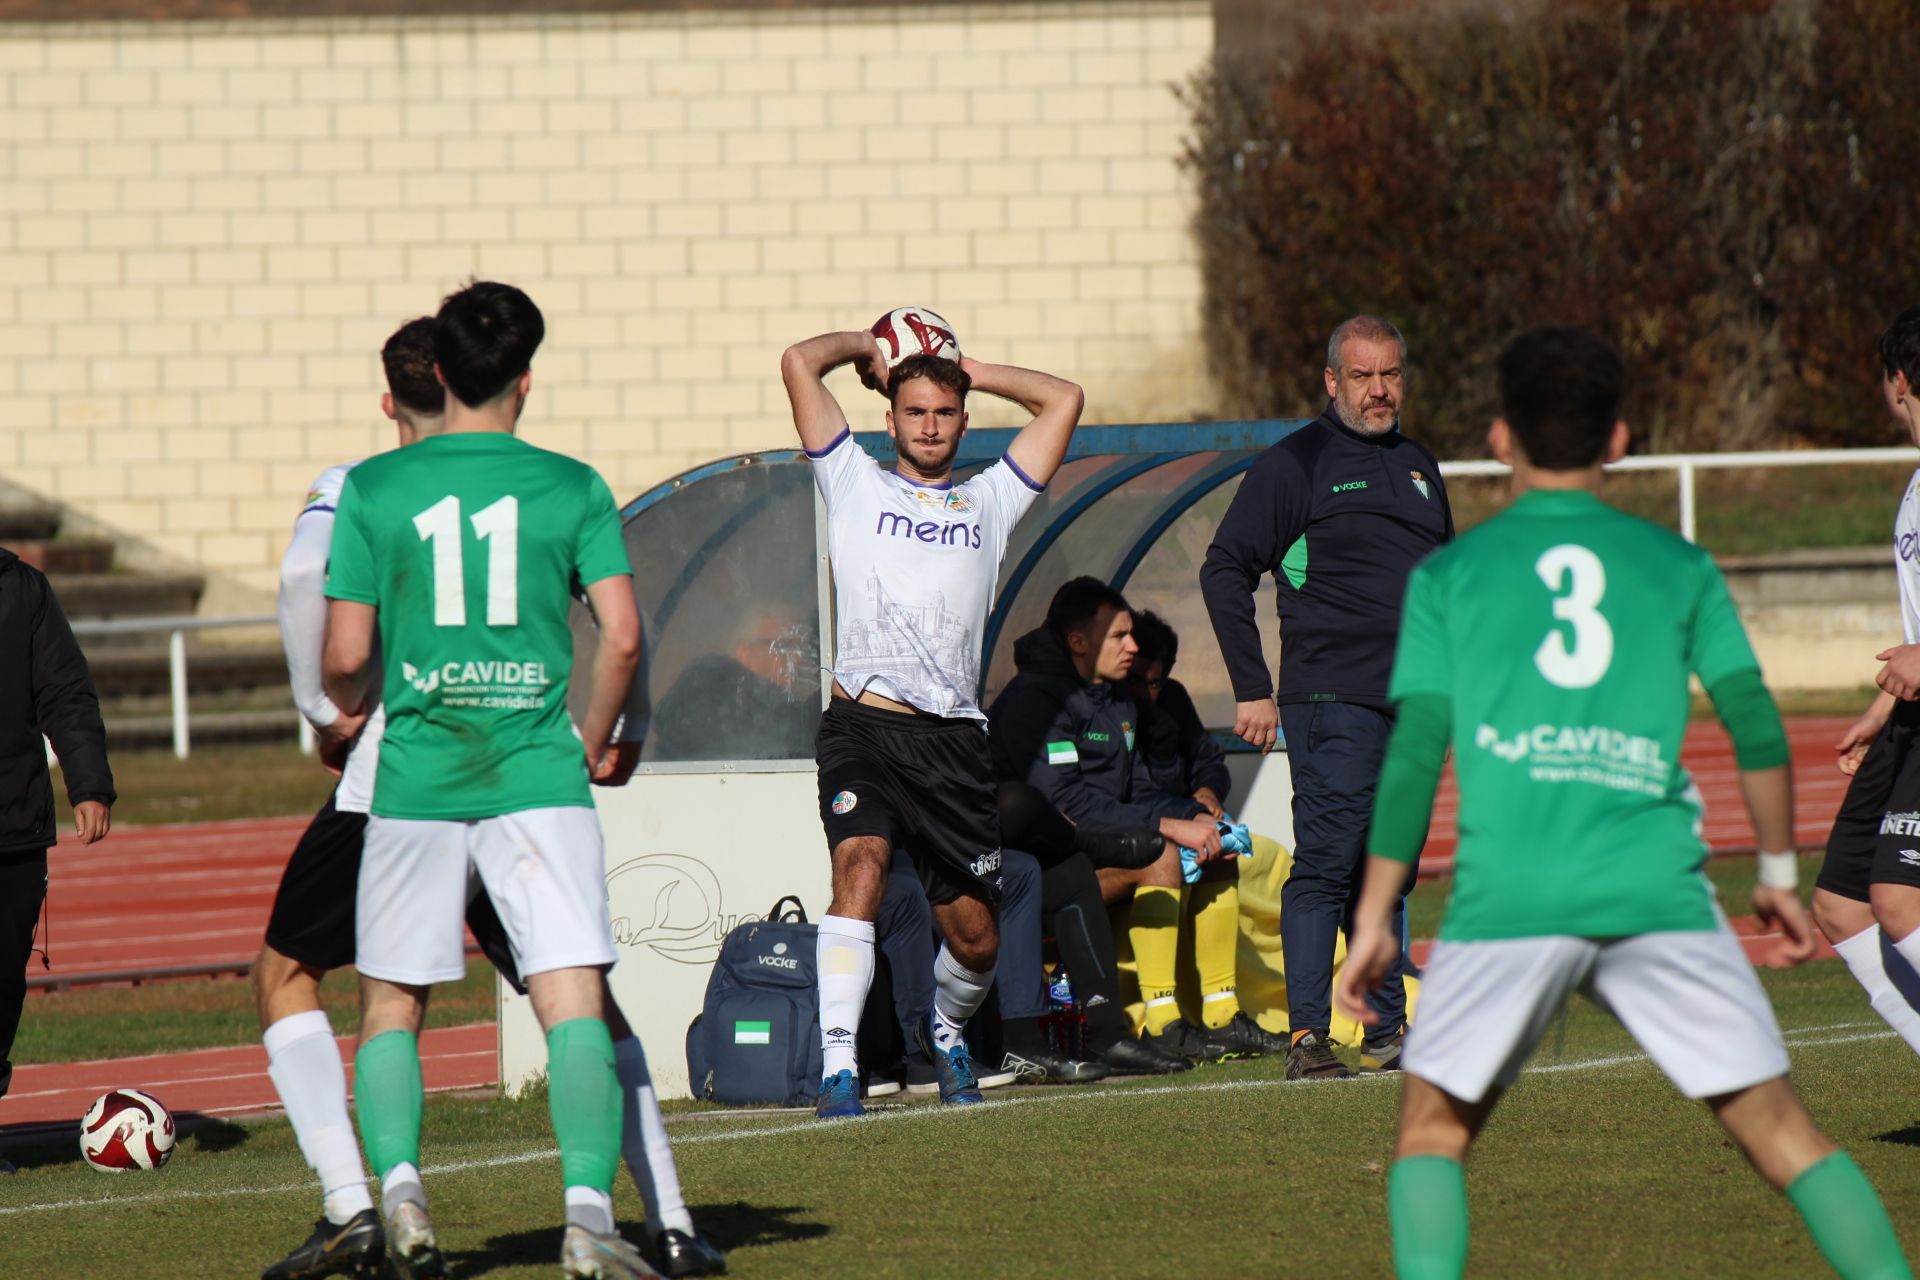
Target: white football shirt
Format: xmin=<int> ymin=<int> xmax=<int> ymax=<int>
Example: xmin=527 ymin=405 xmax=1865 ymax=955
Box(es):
xmin=1896 ymin=466 xmax=1920 ymax=644
xmin=281 ymin=461 xmax=385 ymax=814
xmin=810 ymin=428 xmax=1044 ymax=720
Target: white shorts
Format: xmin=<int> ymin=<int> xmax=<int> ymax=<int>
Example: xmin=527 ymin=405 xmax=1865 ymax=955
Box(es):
xmin=1404 ymin=917 xmax=1789 ymax=1104
xmin=357 ymin=806 xmax=618 ymax=986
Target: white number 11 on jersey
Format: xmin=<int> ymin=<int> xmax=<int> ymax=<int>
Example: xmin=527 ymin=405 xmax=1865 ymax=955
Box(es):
xmin=1534 ymin=544 xmax=1613 ymax=688
xmin=413 ymin=495 xmax=519 ymax=627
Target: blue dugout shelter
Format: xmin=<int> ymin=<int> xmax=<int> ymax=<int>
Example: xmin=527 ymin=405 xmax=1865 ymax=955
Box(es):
xmin=613 ymin=419 xmax=1310 ymax=769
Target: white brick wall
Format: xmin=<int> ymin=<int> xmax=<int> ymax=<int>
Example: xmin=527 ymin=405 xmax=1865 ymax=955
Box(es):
xmin=0 ymin=2 xmax=1214 ymax=607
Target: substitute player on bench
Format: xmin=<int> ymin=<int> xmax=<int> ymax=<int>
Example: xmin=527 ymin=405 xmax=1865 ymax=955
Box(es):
xmin=1337 ymin=326 xmax=1909 ymax=1280
xmin=323 ymin=283 xmax=655 ymax=1280
xmin=260 ymin=318 xmax=721 ymax=1280
xmin=780 ymin=320 xmax=1082 ymax=1118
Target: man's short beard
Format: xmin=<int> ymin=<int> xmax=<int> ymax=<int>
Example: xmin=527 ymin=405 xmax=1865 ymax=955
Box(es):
xmin=894 ymin=435 xmax=959 ymax=472
xmin=1334 ymin=398 xmax=1397 ymax=437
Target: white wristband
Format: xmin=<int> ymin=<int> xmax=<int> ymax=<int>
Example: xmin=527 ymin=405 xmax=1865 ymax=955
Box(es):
xmin=1756 ymin=850 xmax=1799 ymax=891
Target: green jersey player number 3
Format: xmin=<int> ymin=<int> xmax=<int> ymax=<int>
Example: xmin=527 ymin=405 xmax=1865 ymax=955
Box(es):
xmin=325 ymin=434 xmax=632 ymax=822
xmin=1534 ymin=544 xmax=1612 ymax=689
xmin=1393 ymin=488 xmax=1765 ymax=942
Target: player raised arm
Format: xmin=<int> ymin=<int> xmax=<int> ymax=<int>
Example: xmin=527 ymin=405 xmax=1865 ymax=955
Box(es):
xmin=967 ymin=357 xmax=1085 ymax=490
xmin=780 ymin=329 xmax=890 ymax=455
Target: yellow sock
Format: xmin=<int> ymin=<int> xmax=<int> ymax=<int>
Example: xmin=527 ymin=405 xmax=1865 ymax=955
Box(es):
xmin=1191 ymin=879 xmax=1241 ymax=1030
xmin=1132 ymin=885 xmax=1186 ymax=1034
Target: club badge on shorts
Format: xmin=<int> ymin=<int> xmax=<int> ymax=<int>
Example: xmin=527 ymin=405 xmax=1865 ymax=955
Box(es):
xmin=831 ymin=790 xmax=858 ymax=815
xmin=1410 ymin=469 xmax=1430 ymax=500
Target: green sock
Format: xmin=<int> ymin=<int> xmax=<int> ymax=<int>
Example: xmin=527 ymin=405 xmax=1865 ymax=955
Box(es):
xmin=1389 ymin=1155 xmax=1469 ymax=1280
xmin=353 ymin=1029 xmax=423 ymax=1179
xmin=546 ymin=1017 xmax=622 ymax=1193
xmin=1786 ymin=1152 xmax=1914 ymax=1280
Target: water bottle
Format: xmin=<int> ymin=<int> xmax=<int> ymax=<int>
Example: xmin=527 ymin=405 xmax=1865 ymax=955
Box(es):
xmin=1046 ymin=965 xmax=1082 ymax=1058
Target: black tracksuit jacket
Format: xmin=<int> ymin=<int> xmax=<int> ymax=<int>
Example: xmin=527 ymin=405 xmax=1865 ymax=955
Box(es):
xmin=1137 ymin=677 xmax=1232 ymax=805
xmin=987 ymin=626 xmax=1204 ymax=831
xmin=1200 ymin=406 xmax=1453 ymax=710
xmin=0 ymin=550 xmax=114 ymax=859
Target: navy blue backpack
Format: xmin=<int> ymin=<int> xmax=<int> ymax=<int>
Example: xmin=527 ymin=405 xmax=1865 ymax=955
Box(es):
xmin=685 ymin=896 xmax=822 ymax=1105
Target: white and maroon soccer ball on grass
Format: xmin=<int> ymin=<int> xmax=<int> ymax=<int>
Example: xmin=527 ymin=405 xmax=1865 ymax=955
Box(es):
xmin=869 ymin=307 xmax=961 ymax=372
xmin=79 ymin=1088 xmax=176 ymax=1172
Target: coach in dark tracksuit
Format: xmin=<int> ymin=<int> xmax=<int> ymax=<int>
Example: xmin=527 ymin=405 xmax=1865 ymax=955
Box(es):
xmin=1199 ymin=315 xmax=1451 ymax=1081
xmin=0 ymin=548 xmax=114 ymax=1151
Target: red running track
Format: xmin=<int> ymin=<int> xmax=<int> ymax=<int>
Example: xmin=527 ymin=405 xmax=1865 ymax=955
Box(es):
xmin=3 ymin=1025 xmax=496 ymax=1131
xmin=25 ymin=719 xmax=1857 ymax=982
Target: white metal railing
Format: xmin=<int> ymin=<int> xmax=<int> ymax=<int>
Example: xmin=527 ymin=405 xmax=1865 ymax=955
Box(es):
xmin=69 ymin=613 xmax=289 ymax=761
xmin=1438 ymin=445 xmax=1916 ymax=543
xmin=56 ymin=446 xmax=1914 ymax=761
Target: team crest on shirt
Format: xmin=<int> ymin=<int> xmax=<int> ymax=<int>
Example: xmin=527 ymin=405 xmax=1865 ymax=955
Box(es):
xmin=943 ymin=491 xmax=975 ymax=514
xmin=831 ymin=790 xmax=858 ymax=815
xmin=1409 ymin=470 xmax=1430 ymax=500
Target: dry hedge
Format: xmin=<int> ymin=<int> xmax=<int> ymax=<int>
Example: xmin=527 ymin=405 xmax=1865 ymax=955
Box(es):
xmin=1182 ymin=0 xmax=1920 ymax=456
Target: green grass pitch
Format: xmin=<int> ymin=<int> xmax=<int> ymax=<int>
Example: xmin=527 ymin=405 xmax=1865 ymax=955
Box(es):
xmin=3 ymin=962 xmax=1915 ymax=1278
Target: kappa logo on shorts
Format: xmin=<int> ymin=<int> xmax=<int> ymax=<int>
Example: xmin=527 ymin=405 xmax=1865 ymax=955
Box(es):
xmin=831 ymin=790 xmax=858 ymax=815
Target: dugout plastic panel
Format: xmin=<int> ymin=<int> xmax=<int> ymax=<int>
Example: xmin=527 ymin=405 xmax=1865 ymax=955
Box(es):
xmin=517 ymin=422 xmax=1309 ymax=1098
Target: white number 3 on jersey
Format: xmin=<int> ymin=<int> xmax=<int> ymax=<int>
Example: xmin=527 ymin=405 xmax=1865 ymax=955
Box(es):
xmin=1533 ymin=544 xmax=1613 ymax=688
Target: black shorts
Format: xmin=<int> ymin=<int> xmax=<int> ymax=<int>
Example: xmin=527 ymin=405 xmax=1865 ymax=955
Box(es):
xmin=262 ymin=791 xmax=525 ymax=992
xmin=1816 ymin=701 xmax=1920 ymax=902
xmin=815 ymin=699 xmax=1001 ymax=906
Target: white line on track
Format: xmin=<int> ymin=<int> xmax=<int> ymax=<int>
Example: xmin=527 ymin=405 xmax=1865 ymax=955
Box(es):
xmin=0 ymin=1019 xmax=1894 ymax=1219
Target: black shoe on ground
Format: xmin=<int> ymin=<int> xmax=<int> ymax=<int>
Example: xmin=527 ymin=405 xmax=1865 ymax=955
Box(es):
xmin=656 ymin=1227 xmax=728 ymax=1277
xmin=0 ymin=1157 xmax=14 ymax=1175
xmin=261 ymin=1209 xmax=387 ymax=1280
xmin=1361 ymin=1026 xmax=1406 ymax=1073
xmin=901 ymin=1048 xmax=941 ymax=1096
xmin=1096 ymin=1036 xmax=1192 ymax=1075
xmin=999 ymin=1049 xmax=1112 ymax=1085
xmin=1284 ymin=1030 xmax=1355 ymax=1081
xmin=1205 ymin=1012 xmax=1292 ymax=1060
xmin=1142 ymin=1018 xmax=1228 ymax=1064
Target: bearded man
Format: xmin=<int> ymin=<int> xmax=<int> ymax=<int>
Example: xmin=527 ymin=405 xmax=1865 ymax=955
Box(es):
xmin=1199 ymin=315 xmax=1453 ymax=1081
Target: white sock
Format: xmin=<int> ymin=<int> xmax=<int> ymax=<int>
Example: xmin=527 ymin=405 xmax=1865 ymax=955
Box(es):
xmin=931 ymin=944 xmax=994 ymax=1052
xmin=263 ymin=1010 xmax=373 ymax=1223
xmin=1882 ymin=927 xmax=1920 ymax=1054
xmin=1833 ymin=926 xmax=1920 ymax=1054
xmin=816 ymin=915 xmax=876 ymax=1078
xmin=565 ymin=1185 xmax=615 ymax=1235
xmin=614 ymin=1036 xmax=694 ymax=1236
xmin=380 ymin=1162 xmax=424 ymax=1220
